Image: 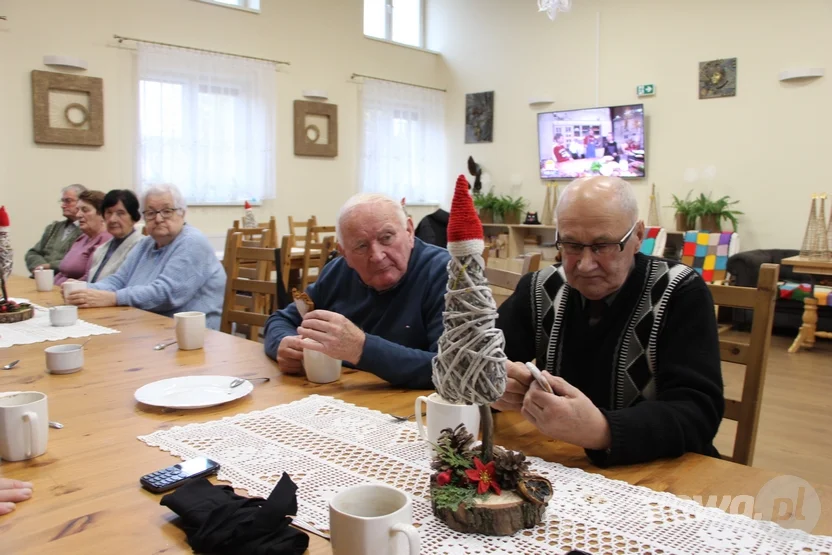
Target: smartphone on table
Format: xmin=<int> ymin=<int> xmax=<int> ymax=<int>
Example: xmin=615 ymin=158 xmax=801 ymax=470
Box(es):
xmin=140 ymin=457 xmax=220 ymax=493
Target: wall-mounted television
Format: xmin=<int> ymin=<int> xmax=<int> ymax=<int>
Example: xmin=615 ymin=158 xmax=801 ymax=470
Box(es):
xmin=537 ymin=104 xmax=645 ymax=180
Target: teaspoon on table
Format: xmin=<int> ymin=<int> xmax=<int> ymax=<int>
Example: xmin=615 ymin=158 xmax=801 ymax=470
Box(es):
xmin=230 ymin=377 xmax=270 ymax=388
xmin=154 ymin=339 xmax=177 ymax=351
xmin=2 ymin=359 xmax=20 ymax=370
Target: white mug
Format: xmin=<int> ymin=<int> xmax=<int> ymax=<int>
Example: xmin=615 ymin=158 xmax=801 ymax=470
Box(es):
xmin=45 ymin=344 xmax=84 ymax=374
xmin=416 ymin=393 xmax=481 ymax=453
xmin=303 ymin=349 xmax=342 ymax=383
xmin=174 ymin=311 xmax=205 ymax=350
xmin=49 ymin=305 xmax=78 ymax=327
xmin=330 ymin=484 xmax=420 ymax=555
xmin=0 ymin=392 xmax=49 ymax=462
xmin=62 ymin=280 xmax=87 ymax=296
xmin=34 ymin=269 xmax=54 ymax=292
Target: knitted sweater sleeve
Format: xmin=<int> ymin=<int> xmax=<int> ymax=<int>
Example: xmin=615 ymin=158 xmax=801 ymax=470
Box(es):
xmin=587 ymin=274 xmax=725 ymax=466
xmin=25 ymin=221 xmax=58 ymax=271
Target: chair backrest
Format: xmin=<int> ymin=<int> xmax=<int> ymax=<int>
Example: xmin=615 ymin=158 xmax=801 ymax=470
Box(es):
xmin=232 ymin=216 xmax=278 ymax=245
xmin=707 ymin=263 xmax=779 ymax=466
xmin=640 ymin=226 xmax=667 ymax=257
xmin=222 ymin=218 xmax=277 ymax=279
xmin=287 ymin=215 xmax=318 ymax=251
xmin=300 ymin=225 xmax=337 ymax=290
xmin=220 ymin=232 xmax=276 ymax=340
xmin=681 ymin=230 xmax=740 ymax=283
xmin=485 ymin=252 xmax=542 ymax=292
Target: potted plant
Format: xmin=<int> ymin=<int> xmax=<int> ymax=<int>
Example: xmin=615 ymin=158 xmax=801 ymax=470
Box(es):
xmin=473 ymin=192 xmax=499 ymax=224
xmin=496 ymin=195 xmax=528 ymax=225
xmin=692 ymin=193 xmax=743 ymax=232
xmin=669 ymin=191 xmax=695 ymax=232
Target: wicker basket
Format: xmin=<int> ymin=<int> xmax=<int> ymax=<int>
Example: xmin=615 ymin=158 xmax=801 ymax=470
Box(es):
xmin=0 ymin=307 xmax=34 ymax=324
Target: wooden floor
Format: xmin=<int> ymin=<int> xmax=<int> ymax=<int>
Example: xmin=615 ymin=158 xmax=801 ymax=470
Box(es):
xmin=717 ymin=332 xmax=832 ymax=486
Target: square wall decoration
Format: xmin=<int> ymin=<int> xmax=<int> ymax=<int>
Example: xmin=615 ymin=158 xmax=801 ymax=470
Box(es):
xmin=294 ymin=100 xmax=338 ymax=157
xmin=699 ymin=58 xmax=737 ymax=99
xmin=465 ymin=91 xmax=494 ymax=143
xmin=31 ymin=70 xmax=104 ymax=146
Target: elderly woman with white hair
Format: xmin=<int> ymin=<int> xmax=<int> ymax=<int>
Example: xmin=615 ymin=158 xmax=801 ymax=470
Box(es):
xmin=65 ymin=184 xmax=226 ymax=329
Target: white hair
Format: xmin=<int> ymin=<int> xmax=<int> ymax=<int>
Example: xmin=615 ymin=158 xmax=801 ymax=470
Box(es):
xmin=556 ymin=176 xmax=639 ymax=224
xmin=336 ymin=193 xmax=408 ymax=244
xmin=141 ymin=183 xmax=187 ymax=211
xmin=62 ymin=183 xmax=87 ymax=197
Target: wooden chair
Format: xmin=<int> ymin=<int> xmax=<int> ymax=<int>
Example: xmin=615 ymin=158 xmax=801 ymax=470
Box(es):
xmin=300 ymin=225 xmax=337 ymax=290
xmin=222 ymin=216 xmax=278 ymax=274
xmin=220 ymin=233 xmax=276 ymax=340
xmin=287 ymin=215 xmax=319 ymax=256
xmin=485 ymin=252 xmax=542 ymax=293
xmin=707 ymin=263 xmax=779 ymax=466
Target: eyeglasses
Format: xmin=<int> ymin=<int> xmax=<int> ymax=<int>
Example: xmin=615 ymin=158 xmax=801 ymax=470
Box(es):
xmin=143 ymin=208 xmax=181 ymax=220
xmin=59 ymin=198 xmax=77 ymax=205
xmin=556 ymin=222 xmax=637 ymax=257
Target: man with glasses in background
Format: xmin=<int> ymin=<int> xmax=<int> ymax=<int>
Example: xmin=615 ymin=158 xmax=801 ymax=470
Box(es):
xmin=25 ymin=183 xmax=87 ymax=274
xmin=493 ymin=176 xmax=724 ymax=467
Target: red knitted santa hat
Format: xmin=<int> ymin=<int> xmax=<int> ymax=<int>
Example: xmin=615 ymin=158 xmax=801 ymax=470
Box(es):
xmin=244 ymin=201 xmax=252 ymax=210
xmin=447 ymin=175 xmax=484 ymax=257
xmin=0 ymin=206 xmax=9 ymax=229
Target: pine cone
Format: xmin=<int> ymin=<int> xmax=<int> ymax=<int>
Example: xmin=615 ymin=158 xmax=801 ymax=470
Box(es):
xmin=431 ymin=424 xmax=476 ymax=473
xmin=444 ymin=423 xmax=475 ymax=452
xmin=493 ymin=447 xmax=530 ymax=491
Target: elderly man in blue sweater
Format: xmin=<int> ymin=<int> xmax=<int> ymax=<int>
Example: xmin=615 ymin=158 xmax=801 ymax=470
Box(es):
xmin=264 ymin=193 xmax=451 ymax=389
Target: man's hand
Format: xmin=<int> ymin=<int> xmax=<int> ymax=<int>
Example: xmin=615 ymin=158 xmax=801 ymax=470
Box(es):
xmin=276 ymin=335 xmax=305 ymax=374
xmin=521 ymin=374 xmax=611 ymax=451
xmin=66 ymin=289 xmax=117 ymax=308
xmin=491 ymin=361 xmax=533 ymax=412
xmin=297 ymin=310 xmax=365 ymax=365
xmin=0 ymin=479 xmax=33 ymax=516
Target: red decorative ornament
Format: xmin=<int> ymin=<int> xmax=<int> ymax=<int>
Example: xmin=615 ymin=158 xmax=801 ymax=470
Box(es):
xmin=465 ymin=457 xmax=501 ymax=495
xmin=436 ymin=470 xmax=452 ymax=487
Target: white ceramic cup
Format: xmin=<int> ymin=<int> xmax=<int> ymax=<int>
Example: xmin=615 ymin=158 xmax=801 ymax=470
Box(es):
xmin=45 ymin=344 xmax=84 ymax=374
xmin=34 ymin=269 xmax=55 ymax=292
xmin=0 ymin=392 xmax=49 ymax=462
xmin=49 ymin=305 xmax=78 ymax=327
xmin=330 ymin=484 xmax=420 ymax=555
xmin=174 ymin=311 xmax=206 ymax=350
xmin=416 ymin=393 xmax=481 ymax=453
xmin=62 ymin=280 xmax=87 ymax=296
xmin=303 ymin=349 xmax=342 ymax=384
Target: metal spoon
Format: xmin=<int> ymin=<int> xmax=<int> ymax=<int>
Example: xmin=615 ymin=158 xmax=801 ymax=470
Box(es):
xmin=230 ymin=377 xmax=270 ymax=388
xmin=2 ymin=360 xmax=20 ymax=370
xmin=389 ymin=412 xmax=425 ymax=422
xmin=154 ymin=339 xmax=177 ymax=351
xmin=49 ymin=421 xmax=64 ymax=429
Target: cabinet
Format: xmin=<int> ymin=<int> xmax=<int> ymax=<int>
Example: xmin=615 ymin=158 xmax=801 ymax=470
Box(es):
xmin=482 ymin=224 xmax=557 ymax=260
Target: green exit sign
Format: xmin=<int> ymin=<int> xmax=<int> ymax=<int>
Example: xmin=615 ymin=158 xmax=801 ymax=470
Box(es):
xmin=637 ymin=84 xmax=655 ymax=97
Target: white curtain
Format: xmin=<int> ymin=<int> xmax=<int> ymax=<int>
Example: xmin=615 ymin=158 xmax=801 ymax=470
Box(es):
xmin=359 ymin=78 xmax=447 ymax=207
xmin=136 ymin=43 xmax=277 ymax=205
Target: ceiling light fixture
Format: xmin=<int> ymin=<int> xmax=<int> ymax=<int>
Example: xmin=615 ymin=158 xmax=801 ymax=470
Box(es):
xmin=538 ymin=0 xmax=573 ymax=21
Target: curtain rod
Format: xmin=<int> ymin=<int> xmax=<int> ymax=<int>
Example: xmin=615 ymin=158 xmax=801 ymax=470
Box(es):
xmin=113 ymin=35 xmax=290 ymax=66
xmin=350 ymin=73 xmax=446 ymax=93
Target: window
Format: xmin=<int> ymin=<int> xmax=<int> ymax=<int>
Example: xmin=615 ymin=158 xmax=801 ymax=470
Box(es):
xmin=194 ymin=0 xmax=260 ymax=13
xmin=364 ymin=0 xmax=423 ymax=48
xmin=136 ymin=44 xmax=276 ymax=205
xmin=359 ymin=78 xmax=446 ymax=206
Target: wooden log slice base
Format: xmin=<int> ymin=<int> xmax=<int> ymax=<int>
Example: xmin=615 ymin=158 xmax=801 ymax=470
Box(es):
xmin=0 ymin=306 xmax=34 ymax=324
xmin=431 ymin=487 xmax=546 ymax=536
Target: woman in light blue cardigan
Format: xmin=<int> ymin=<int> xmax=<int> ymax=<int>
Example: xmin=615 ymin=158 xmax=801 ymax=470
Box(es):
xmin=65 ymin=184 xmax=226 ymax=329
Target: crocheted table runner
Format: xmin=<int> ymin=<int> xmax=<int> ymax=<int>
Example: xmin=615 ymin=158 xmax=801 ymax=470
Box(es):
xmin=138 ymin=395 xmax=832 ymax=554
xmin=0 ymin=299 xmax=119 ymax=348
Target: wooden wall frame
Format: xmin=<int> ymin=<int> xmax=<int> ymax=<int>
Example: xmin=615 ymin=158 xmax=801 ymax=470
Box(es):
xmin=31 ymin=70 xmax=104 ymax=147
xmin=293 ymin=100 xmax=337 ymax=157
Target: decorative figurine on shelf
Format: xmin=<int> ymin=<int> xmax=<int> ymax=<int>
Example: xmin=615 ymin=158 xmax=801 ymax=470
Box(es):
xmin=467 ymin=156 xmax=483 ymax=194
xmin=242 ymin=201 xmax=257 ymax=229
xmin=429 ymin=175 xmax=552 ymax=536
xmin=523 ymin=211 xmax=541 ymax=225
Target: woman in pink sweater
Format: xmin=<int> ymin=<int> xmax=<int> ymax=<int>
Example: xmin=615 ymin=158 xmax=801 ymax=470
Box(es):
xmin=54 ymin=190 xmax=111 ymax=285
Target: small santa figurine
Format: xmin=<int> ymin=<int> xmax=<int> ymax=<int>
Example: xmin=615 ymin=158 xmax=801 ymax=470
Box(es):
xmin=0 ymin=206 xmax=11 ymax=280
xmin=242 ymin=201 xmax=257 ymax=228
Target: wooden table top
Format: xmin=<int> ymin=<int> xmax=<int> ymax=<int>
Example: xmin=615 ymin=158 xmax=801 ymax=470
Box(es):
xmin=2 ymin=275 xmax=831 ymax=553
xmin=781 ymin=255 xmax=832 ymax=276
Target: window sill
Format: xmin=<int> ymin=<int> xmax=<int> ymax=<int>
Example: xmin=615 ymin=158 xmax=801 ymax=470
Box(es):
xmin=364 ymin=36 xmax=440 ymax=56
xmin=192 ymin=0 xmax=259 ymax=14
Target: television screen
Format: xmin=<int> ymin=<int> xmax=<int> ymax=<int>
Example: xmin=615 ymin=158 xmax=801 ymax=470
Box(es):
xmin=537 ymin=104 xmax=645 ymax=180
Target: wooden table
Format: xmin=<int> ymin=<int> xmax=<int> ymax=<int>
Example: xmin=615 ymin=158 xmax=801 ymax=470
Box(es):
xmin=2 ymin=276 xmax=832 ymax=553
xmin=781 ymin=256 xmax=832 ymax=353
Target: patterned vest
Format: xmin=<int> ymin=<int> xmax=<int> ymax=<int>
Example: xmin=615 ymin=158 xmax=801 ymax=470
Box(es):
xmin=530 ymin=257 xmax=694 ymax=410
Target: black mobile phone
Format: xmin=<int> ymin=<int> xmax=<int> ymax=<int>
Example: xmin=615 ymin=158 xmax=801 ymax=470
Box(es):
xmin=140 ymin=457 xmax=220 ymax=494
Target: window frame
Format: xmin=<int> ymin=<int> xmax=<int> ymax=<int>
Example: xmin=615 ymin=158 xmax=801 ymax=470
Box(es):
xmin=364 ymin=0 xmax=425 ymax=50
xmin=193 ymin=0 xmax=260 ymax=14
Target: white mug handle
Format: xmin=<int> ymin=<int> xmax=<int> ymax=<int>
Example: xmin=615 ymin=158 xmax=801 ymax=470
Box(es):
xmin=391 ymin=522 xmax=420 ymax=554
xmin=23 ymin=411 xmax=39 ymax=459
xmin=414 ymin=396 xmax=429 ymax=441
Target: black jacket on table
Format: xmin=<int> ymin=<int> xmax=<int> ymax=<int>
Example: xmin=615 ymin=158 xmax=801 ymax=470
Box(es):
xmin=496 ymin=254 xmax=724 ymax=467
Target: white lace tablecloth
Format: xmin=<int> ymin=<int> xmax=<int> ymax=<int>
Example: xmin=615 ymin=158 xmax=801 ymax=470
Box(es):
xmin=138 ymin=395 xmax=832 ymax=555
xmin=0 ymin=299 xmax=119 ymax=348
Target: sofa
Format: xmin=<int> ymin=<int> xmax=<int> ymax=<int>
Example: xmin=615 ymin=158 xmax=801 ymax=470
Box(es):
xmin=726 ymin=249 xmax=832 ymax=332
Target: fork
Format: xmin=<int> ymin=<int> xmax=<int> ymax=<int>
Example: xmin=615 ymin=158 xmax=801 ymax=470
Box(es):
xmin=389 ymin=412 xmax=424 ymax=422
xmin=229 ymin=377 xmax=271 ymax=388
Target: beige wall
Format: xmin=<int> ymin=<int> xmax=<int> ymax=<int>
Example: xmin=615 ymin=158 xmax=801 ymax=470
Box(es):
xmin=0 ymin=0 xmax=445 ymax=275
xmin=427 ymin=0 xmax=832 ymax=251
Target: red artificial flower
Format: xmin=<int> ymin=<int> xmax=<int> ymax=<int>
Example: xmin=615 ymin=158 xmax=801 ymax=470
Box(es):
xmin=465 ymin=457 xmax=501 ymax=495
xmin=436 ymin=470 xmax=452 ymax=487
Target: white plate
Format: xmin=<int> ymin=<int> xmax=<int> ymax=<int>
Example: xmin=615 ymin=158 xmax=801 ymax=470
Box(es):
xmin=134 ymin=375 xmax=254 ymax=409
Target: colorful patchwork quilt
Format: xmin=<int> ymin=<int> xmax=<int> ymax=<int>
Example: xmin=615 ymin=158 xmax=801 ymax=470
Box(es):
xmin=681 ymin=231 xmax=739 ymax=283
xmin=779 ymin=282 xmax=832 ymax=306
xmin=639 ymin=226 xmax=663 ymax=256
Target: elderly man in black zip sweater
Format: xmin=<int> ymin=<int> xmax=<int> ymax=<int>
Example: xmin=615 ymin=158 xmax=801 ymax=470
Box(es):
xmin=493 ymin=176 xmax=724 ymax=467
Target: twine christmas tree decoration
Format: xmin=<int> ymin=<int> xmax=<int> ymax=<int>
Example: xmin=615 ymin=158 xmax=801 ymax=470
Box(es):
xmin=432 ymin=175 xmax=507 ymax=460
xmin=0 ymin=206 xmax=12 ymax=280
xmin=242 ymin=201 xmax=257 ymax=229
xmin=647 ymin=183 xmax=660 ymax=227
xmin=542 ymin=182 xmax=557 ymax=226
xmin=819 ymin=194 xmax=831 ymax=259
xmin=800 ymin=195 xmax=821 ymax=258
xmin=800 ymin=194 xmax=831 ymax=259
